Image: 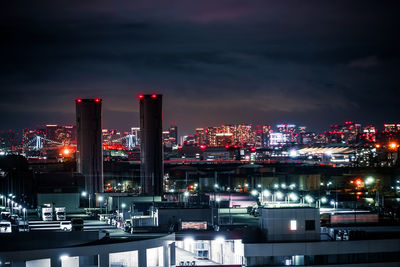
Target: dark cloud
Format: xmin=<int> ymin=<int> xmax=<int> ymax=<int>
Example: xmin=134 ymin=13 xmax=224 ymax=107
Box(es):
xmin=0 ymin=1 xmax=399 ymax=135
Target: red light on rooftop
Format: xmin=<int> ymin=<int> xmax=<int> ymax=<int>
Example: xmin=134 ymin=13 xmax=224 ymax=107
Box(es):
xmin=225 ymin=145 xmax=230 ymax=149
xmin=95 ymin=98 xmax=101 ymax=102
xmin=77 ymin=98 xmax=82 ymax=103
xmin=200 ymin=144 xmax=206 ymax=150
xmin=151 ymin=94 xmax=157 ymax=98
xmin=138 ymin=94 xmax=144 ymax=99
xmin=251 ymin=147 xmax=256 ymax=152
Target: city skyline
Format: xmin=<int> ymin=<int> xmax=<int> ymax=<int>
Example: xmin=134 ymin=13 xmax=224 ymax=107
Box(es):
xmin=1 ymin=1 xmax=399 ymax=135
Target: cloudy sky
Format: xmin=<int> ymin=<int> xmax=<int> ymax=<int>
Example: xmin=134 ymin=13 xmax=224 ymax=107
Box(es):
xmin=1 ymin=1 xmax=399 ymax=135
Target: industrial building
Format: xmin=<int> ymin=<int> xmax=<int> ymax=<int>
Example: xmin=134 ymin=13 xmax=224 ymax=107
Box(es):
xmin=76 ymin=98 xmax=104 ymax=197
xmin=139 ymin=94 xmax=163 ymax=196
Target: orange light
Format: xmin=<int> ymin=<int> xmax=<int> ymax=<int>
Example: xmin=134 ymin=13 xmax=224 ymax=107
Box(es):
xmin=77 ymin=98 xmax=82 ymax=103
xmin=63 ymin=148 xmax=70 ymax=155
xmin=389 ymin=142 xmax=398 ymax=149
xmin=355 ymin=179 xmax=362 ymax=186
xmin=375 ymin=144 xmax=380 ymax=148
xmin=151 ymin=94 xmax=157 ymax=98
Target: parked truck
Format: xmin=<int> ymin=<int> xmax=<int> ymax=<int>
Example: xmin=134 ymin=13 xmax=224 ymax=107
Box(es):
xmin=55 ymin=207 xmax=66 ymax=221
xmin=41 ymin=205 xmax=53 ymax=221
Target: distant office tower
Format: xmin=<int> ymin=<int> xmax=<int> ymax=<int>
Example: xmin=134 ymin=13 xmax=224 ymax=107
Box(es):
xmin=76 ymin=98 xmax=104 ymax=195
xmin=169 ymin=125 xmax=178 ymax=145
xmin=139 ymin=94 xmax=163 ymax=196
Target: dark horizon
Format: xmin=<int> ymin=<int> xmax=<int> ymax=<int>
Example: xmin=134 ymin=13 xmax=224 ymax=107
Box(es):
xmin=1 ymin=1 xmax=399 ymax=136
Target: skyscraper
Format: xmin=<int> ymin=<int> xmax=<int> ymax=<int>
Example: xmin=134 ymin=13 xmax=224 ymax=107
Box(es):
xmin=76 ymin=98 xmax=103 ymax=196
xmin=139 ymin=94 xmax=163 ymax=196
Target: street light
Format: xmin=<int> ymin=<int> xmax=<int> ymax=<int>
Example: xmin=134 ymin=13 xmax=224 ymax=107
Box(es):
xmin=251 ymin=189 xmax=258 ymax=196
xmin=289 ymin=192 xmax=298 ymax=202
xmin=275 ymin=191 xmax=284 ymax=201
xmin=97 ymin=196 xmax=104 ymax=214
xmin=81 ymin=191 xmax=91 ymax=209
xmin=305 ymin=195 xmax=314 ymax=204
xmin=365 ymin=176 xmax=375 ymax=185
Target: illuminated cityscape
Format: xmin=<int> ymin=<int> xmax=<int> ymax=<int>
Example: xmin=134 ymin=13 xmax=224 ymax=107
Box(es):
xmin=1 ymin=1 xmax=400 ymax=267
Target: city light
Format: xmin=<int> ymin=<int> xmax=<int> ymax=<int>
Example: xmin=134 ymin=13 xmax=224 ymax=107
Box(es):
xmin=305 ymin=195 xmax=314 ymax=203
xmin=184 ymin=191 xmax=189 ymax=197
xmin=289 ymin=192 xmax=298 ymax=201
xmin=121 ymin=203 xmax=126 ymax=208
xmin=263 ymin=190 xmax=271 ymax=197
xmin=320 ymin=197 xmax=328 ymax=204
xmin=97 ymin=196 xmax=104 ymax=202
xmin=251 ymin=189 xmax=258 ymax=196
xmin=151 ymin=94 xmax=157 ymax=98
xmin=275 ymin=191 xmax=284 ymax=200
xmin=63 ymin=148 xmax=70 ymax=155
xmin=389 ymin=142 xmax=398 ymax=149
xmin=138 ymin=94 xmax=144 ymax=99
xmin=365 ymin=176 xmax=375 ymax=185
xmin=76 ymin=98 xmax=82 ymax=103
xmin=215 ymin=236 xmax=225 ymax=243
xmin=289 ymin=150 xmax=298 ymax=157
xmin=81 ymin=191 xmax=87 ymax=197
xmin=60 ymin=255 xmax=69 ymax=261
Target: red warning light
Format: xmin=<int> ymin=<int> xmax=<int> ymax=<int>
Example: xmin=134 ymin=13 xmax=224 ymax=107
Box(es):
xmin=77 ymin=98 xmax=82 ymax=103
xmin=151 ymin=94 xmax=157 ymax=98
xmin=200 ymin=144 xmax=206 ymax=150
xmin=251 ymin=147 xmax=256 ymax=152
xmin=95 ymin=98 xmax=101 ymax=102
xmin=225 ymin=145 xmax=230 ymax=149
xmin=138 ymin=94 xmax=144 ymax=99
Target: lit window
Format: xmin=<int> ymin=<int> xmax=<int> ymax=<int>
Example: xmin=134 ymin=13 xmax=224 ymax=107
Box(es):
xmin=290 ymin=220 xmax=297 ymax=231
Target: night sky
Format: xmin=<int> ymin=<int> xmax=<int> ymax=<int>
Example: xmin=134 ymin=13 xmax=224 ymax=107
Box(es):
xmin=1 ymin=1 xmax=399 ymax=135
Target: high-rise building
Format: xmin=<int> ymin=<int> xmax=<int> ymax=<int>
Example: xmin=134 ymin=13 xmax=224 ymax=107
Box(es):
xmin=76 ymin=98 xmax=104 ymax=195
xmin=139 ymin=94 xmax=163 ymax=196
xmin=169 ymin=125 xmax=178 ymax=146
xmin=194 ymin=128 xmax=205 ymax=145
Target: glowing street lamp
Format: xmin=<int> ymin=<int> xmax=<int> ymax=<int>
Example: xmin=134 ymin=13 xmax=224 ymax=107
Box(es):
xmin=305 ymin=195 xmax=314 ymax=204
xmin=365 ymin=176 xmax=375 ymax=185
xmin=275 ymin=191 xmax=284 ymax=201
xmin=289 ymin=192 xmax=298 ymax=202
xmin=251 ymin=189 xmax=259 ymax=196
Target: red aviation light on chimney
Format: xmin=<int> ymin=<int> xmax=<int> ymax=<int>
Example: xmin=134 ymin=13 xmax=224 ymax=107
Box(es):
xmin=138 ymin=94 xmax=144 ymax=99
xmin=151 ymin=94 xmax=157 ymax=98
xmin=76 ymin=98 xmax=82 ymax=103
xmin=95 ymin=98 xmax=101 ymax=102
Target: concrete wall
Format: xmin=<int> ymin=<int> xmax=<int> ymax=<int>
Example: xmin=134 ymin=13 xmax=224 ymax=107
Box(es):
xmin=259 ymin=207 xmax=320 ymax=241
xmin=0 ymin=233 xmax=175 ymax=267
xmin=158 ymin=208 xmax=215 ymax=230
xmin=244 ymin=239 xmax=400 ymax=266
